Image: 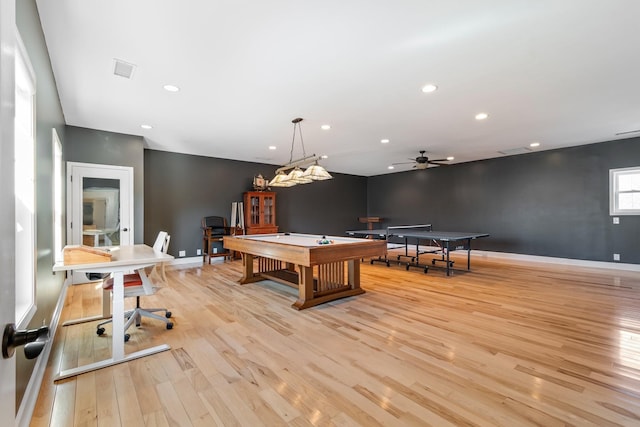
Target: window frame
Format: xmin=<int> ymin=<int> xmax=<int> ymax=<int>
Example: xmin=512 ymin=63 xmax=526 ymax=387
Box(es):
xmin=610 ymin=166 xmax=640 ymax=216
xmin=14 ymin=30 xmax=36 ymax=328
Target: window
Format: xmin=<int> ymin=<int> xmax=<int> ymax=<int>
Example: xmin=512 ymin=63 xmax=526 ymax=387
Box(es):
xmin=14 ymin=32 xmax=36 ymax=327
xmin=610 ymin=166 xmax=640 ymax=215
xmin=53 ymin=129 xmax=64 ymax=262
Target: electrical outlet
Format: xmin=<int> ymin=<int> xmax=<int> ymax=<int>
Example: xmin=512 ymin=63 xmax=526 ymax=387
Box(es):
xmin=196 ymin=249 xmax=201 ymax=255
xmin=613 ymin=217 xmax=620 ymax=224
xmin=179 ymin=250 xmax=186 ymax=257
xmin=613 ymin=253 xmax=620 ymax=261
xmin=213 ymin=247 xmax=218 ymax=254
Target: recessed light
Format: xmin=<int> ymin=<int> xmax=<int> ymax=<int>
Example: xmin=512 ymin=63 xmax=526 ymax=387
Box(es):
xmin=140 ymin=124 xmax=152 ymax=129
xmin=421 ymin=84 xmax=438 ymax=93
xmin=163 ymin=84 xmax=180 ymax=92
xmin=530 ymin=142 xmax=540 ymax=148
xmin=380 ymin=139 xmax=390 ymax=144
xmin=268 ymin=146 xmax=276 ymax=150
xmin=447 ymin=156 xmax=454 ymax=161
xmin=475 ymin=112 xmax=489 ymax=120
xmin=321 ymin=124 xmax=331 ymax=130
xmin=388 ymin=166 xmax=395 ymax=170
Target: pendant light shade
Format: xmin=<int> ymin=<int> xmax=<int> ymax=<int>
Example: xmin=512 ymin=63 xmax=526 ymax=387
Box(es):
xmin=302 ymin=162 xmax=333 ymax=181
xmin=268 ymin=170 xmax=295 ymax=187
xmin=267 ymin=118 xmax=332 ymax=188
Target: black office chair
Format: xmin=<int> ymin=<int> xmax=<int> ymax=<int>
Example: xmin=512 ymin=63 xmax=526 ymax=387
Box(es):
xmin=202 ymin=216 xmax=231 ymax=263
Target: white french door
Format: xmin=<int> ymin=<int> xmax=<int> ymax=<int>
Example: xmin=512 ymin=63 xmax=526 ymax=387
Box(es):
xmin=67 ymin=162 xmax=134 ymax=283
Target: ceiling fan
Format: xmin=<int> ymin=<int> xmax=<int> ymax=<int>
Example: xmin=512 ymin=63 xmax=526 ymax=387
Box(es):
xmin=392 ymin=150 xmax=450 ymax=170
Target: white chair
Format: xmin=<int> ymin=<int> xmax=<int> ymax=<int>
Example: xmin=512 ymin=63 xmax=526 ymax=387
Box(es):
xmin=96 ymin=231 xmax=173 ymax=341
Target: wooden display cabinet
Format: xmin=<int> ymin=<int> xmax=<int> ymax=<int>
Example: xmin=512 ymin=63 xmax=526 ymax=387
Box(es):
xmin=244 ymin=191 xmax=278 ymax=234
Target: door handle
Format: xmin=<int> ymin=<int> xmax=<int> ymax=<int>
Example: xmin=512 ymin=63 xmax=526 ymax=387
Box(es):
xmin=2 ymin=323 xmax=49 ymax=359
xmin=122 ymin=228 xmax=129 ymax=232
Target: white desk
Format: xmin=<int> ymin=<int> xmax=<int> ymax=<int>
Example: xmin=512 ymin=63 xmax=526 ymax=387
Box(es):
xmin=53 ymin=244 xmax=174 ymax=381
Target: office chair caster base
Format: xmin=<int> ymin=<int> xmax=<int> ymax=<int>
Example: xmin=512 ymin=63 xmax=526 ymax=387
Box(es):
xmin=124 ymin=333 xmax=130 ymax=342
xmin=165 ymin=312 xmax=172 ymax=318
xmin=96 ymin=327 xmax=105 ymax=336
xmin=166 ymin=322 xmax=173 ymax=330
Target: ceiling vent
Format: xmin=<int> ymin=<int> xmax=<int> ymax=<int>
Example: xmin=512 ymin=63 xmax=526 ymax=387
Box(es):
xmin=113 ymin=59 xmax=135 ymax=79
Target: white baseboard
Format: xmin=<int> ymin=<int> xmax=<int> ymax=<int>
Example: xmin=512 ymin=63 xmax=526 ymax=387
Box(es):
xmin=472 ymin=250 xmax=640 ymax=272
xmin=168 ymin=256 xmax=228 ymax=268
xmin=17 ymin=277 xmax=70 ymax=427
xmin=387 ymin=245 xmax=640 ymax=272
xmin=169 ymin=256 xmax=203 ymax=266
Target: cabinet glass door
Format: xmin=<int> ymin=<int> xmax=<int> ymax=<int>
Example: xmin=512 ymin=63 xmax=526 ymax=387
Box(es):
xmin=250 ymin=196 xmax=260 ymax=226
xmin=264 ymin=196 xmax=273 ymax=225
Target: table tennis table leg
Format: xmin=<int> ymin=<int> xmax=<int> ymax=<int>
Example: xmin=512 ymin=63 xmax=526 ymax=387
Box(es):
xmin=445 ymin=241 xmax=451 ymax=276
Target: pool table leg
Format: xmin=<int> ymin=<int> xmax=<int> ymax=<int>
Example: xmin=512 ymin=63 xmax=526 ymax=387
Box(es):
xmin=348 ymin=259 xmax=361 ymax=290
xmin=293 ymin=265 xmax=315 ymax=310
xmin=239 ymin=253 xmax=260 ymax=284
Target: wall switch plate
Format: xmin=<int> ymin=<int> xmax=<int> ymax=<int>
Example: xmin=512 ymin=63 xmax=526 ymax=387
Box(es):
xmin=196 ymin=249 xmax=201 ymax=255
xmin=179 ymin=250 xmax=186 ymax=257
xmin=613 ymin=217 xmax=620 ymax=224
xmin=613 ymin=253 xmax=620 ymax=261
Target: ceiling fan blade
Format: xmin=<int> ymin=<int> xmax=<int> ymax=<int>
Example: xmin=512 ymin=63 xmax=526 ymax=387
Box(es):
xmin=391 ymin=161 xmax=416 ymax=166
xmin=428 ymin=158 xmax=448 ymax=162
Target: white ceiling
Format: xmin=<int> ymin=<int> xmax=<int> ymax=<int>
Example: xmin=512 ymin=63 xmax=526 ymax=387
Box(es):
xmin=36 ymin=0 xmax=640 ymax=177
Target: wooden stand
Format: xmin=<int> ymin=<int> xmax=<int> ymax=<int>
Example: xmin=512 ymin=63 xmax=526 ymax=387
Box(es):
xmin=202 ymin=216 xmax=232 ymax=263
xmin=63 ymin=245 xmax=112 ymax=265
xmin=358 ymin=216 xmax=383 ymax=231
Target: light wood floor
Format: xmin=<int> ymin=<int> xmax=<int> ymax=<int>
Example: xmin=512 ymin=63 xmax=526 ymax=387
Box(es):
xmin=31 ymin=252 xmax=640 ymax=426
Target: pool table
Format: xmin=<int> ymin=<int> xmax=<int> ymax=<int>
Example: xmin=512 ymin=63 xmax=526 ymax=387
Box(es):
xmin=223 ymin=233 xmax=387 ymax=309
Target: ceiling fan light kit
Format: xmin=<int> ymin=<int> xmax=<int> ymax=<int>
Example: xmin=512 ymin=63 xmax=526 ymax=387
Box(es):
xmin=392 ymin=150 xmax=450 ymax=170
xmin=268 ymin=118 xmax=333 ymax=187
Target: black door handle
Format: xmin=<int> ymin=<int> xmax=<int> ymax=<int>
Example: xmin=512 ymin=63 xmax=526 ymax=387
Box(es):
xmin=2 ymin=323 xmax=49 ymax=359
xmin=122 ymin=228 xmax=129 ymax=232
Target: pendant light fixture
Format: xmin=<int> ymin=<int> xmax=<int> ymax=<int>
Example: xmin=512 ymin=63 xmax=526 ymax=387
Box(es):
xmin=268 ymin=118 xmax=332 ymax=187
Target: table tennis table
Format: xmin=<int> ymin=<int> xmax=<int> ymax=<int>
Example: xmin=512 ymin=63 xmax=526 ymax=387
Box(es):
xmin=346 ymin=225 xmax=489 ymax=276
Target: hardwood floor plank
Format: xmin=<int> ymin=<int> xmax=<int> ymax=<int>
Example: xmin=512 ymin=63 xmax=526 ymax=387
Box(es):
xmin=33 ymin=257 xmax=640 ymax=426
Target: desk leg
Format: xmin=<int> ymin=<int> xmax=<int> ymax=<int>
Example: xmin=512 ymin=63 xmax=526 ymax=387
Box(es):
xmin=62 ymin=281 xmax=111 ymax=327
xmin=55 ymin=269 xmax=170 ymax=381
xmin=112 ymin=271 xmax=125 ymax=359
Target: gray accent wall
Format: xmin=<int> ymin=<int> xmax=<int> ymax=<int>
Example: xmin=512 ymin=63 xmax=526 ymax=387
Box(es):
xmin=144 ymin=149 xmax=368 ymax=257
xmin=367 ymin=137 xmax=640 ymax=264
xmin=16 ymin=0 xmax=66 ymax=411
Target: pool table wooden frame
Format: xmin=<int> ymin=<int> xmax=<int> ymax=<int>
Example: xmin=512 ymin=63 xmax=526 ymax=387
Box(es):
xmin=223 ymin=233 xmax=386 ymax=309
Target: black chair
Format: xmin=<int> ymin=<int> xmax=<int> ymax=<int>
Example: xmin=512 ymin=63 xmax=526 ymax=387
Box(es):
xmin=202 ymin=216 xmax=231 ymax=263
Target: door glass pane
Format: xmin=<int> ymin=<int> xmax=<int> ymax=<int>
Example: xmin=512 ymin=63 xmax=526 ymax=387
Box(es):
xmin=82 ymin=178 xmax=120 ymax=247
